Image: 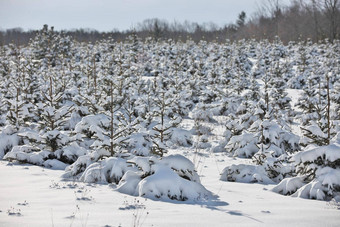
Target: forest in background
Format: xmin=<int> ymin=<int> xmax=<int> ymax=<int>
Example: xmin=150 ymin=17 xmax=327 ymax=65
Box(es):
xmin=1 ymin=0 xmax=339 ymax=45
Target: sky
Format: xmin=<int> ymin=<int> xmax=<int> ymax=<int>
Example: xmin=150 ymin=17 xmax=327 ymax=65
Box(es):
xmin=1 ymin=0 xmax=276 ymax=32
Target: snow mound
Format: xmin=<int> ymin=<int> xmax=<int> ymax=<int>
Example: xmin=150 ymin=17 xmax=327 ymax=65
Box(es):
xmin=211 ymin=142 xmax=227 ymax=153
xmin=4 ymin=141 xmax=87 ymax=167
xmin=128 ymin=156 xmax=155 ymax=174
xmin=169 ymin=128 xmax=193 ymax=147
xmin=331 ymin=132 xmax=340 ymax=143
xmin=66 ymin=153 xmax=211 ymax=202
xmin=226 ymin=120 xmax=300 ymax=158
xmin=159 ymin=154 xmax=200 ymax=183
xmin=294 ymin=142 xmax=340 ymax=164
xmin=220 ymin=164 xmax=275 ymax=184
xmin=127 ymin=133 xmax=152 ymax=156
xmin=138 ymin=165 xmax=212 ymax=201
xmin=0 ymin=126 xmax=19 ymax=159
xmin=74 ymin=114 xmax=109 ymax=138
xmin=225 ymin=133 xmax=258 ymax=158
xmin=4 ymin=146 xmax=67 ymax=170
xmin=127 ymin=154 xmax=200 ymax=183
xmin=4 ymin=145 xmax=50 ymax=165
xmin=292 ymin=181 xmax=326 ymax=200
xmin=62 ymin=149 xmax=110 ymax=178
xmin=43 ymin=159 xmax=68 ymax=170
xmin=272 ymin=176 xmax=306 ymax=195
xmin=116 ymin=170 xmax=142 ymax=195
xmin=80 ymin=157 xmax=134 ymax=183
xmin=275 ymin=168 xmax=340 ymax=201
xmin=273 ymin=142 xmax=340 ymax=200
xmin=55 ymin=142 xmax=88 ymax=164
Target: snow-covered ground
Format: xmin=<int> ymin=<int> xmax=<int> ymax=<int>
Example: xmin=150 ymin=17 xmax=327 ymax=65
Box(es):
xmin=286 ymin=89 xmax=304 ymax=136
xmin=1 ymin=152 xmax=339 ymax=227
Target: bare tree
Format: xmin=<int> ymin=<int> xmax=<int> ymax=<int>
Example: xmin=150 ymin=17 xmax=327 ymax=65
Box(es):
xmin=323 ymin=0 xmax=340 ymax=41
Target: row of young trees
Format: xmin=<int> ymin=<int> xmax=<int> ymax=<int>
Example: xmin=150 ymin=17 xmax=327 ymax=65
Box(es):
xmin=1 ymin=25 xmax=339 ymax=156
xmin=0 ymin=25 xmax=339 ymax=200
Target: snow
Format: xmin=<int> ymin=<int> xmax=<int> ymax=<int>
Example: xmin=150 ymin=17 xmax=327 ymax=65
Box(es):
xmin=128 ymin=156 xmax=154 ymax=173
xmin=1 ymin=29 xmax=340 ymax=226
xmin=62 ymin=149 xmax=110 ymax=179
xmin=273 ymin=142 xmax=340 ymax=200
xmin=292 ymin=181 xmax=326 ymax=200
xmin=302 ymin=125 xmax=328 ymax=138
xmin=57 ymin=142 xmax=89 ymax=163
xmin=169 ymin=128 xmax=193 ymax=147
xmin=43 ymin=159 xmax=68 ymax=170
xmin=137 ymin=165 xmax=212 ymax=201
xmin=159 ymin=154 xmax=200 ymax=183
xmin=317 ymin=167 xmax=340 ymax=190
xmin=0 ymin=129 xmax=19 ymax=159
xmin=1 ymin=158 xmax=339 ymax=226
xmin=294 ymin=142 xmax=340 ymax=163
xmin=127 ymin=133 xmax=151 ymax=156
xmin=74 ymin=114 xmax=109 ymax=137
xmin=220 ymin=164 xmax=275 ymax=184
xmin=161 ymin=154 xmax=195 ymax=173
xmin=18 ymin=130 xmax=41 ymax=143
xmin=287 ymin=89 xmax=304 ymax=110
xmin=4 ymin=146 xmax=47 ymax=165
xmin=79 ymin=157 xmax=134 ymax=184
xmin=226 ymin=133 xmax=259 ymax=158
xmin=116 ymin=170 xmax=142 ymax=195
xmin=272 ymin=176 xmax=306 ymax=195
xmin=66 ymin=153 xmax=207 ymax=202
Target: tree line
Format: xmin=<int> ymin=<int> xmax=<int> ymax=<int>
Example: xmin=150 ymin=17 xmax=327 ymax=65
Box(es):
xmin=0 ymin=0 xmax=339 ymax=45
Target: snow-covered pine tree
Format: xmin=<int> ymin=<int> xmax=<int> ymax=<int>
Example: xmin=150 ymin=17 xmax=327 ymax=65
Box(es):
xmin=34 ymin=66 xmax=74 ymax=152
xmin=300 ymin=67 xmax=336 ymax=147
xmin=90 ymin=48 xmax=135 ymax=156
xmin=149 ymin=75 xmax=182 ymax=156
xmin=273 ymin=141 xmax=340 ymax=201
xmin=332 ymin=79 xmax=340 ymax=120
xmin=228 ymin=40 xmax=252 ymax=96
xmin=29 ymin=24 xmax=72 ymax=68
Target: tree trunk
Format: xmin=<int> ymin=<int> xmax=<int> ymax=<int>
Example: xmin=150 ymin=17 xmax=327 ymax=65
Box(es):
xmin=326 ymin=73 xmax=331 ymax=144
xmin=110 ymin=81 xmax=114 ymax=156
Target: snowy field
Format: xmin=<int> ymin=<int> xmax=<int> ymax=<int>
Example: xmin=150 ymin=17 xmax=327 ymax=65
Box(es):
xmin=1 ymin=27 xmax=340 ymax=226
xmin=1 ymin=152 xmax=339 ymax=227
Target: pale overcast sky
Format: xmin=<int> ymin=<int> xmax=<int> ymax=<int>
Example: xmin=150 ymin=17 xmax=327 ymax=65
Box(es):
xmin=0 ymin=0 xmax=284 ymax=31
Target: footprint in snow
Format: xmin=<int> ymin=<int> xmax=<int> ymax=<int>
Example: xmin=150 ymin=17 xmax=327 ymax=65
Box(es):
xmin=7 ymin=208 xmax=22 ymax=216
xmin=8 ymin=212 xmax=22 ymax=216
xmin=65 ymin=214 xmax=76 ymax=219
xmin=261 ymin=210 xmax=271 ymax=214
xmin=17 ymin=201 xmax=29 ymax=206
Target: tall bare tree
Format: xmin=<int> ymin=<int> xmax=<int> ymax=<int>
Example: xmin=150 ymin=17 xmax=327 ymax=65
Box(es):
xmin=323 ymin=0 xmax=340 ymax=41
